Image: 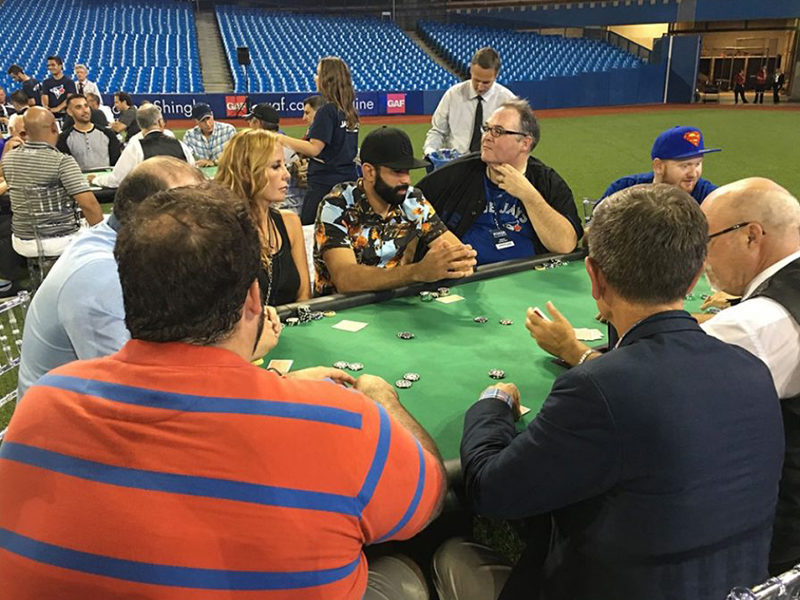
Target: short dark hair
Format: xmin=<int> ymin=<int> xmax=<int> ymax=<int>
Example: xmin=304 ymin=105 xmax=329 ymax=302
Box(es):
xmin=7 ymin=64 xmax=24 ymax=76
xmin=498 ymin=98 xmax=540 ymax=150
xmin=85 ymin=92 xmax=101 ymax=103
xmin=114 ymin=91 xmax=133 ymax=107
xmin=303 ymin=95 xmax=325 ymax=111
xmin=587 ymin=184 xmax=707 ymax=304
xmin=115 ymin=183 xmax=262 ymax=345
xmin=65 ymin=93 xmax=86 ymax=107
xmin=471 ymin=47 xmax=501 ymax=72
xmin=10 ymin=90 xmax=28 ymax=105
xmin=46 ymin=55 xmax=63 ymax=66
xmin=113 ymin=157 xmax=206 ymax=225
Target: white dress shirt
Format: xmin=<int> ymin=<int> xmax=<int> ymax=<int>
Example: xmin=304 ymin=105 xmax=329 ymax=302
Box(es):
xmin=76 ymin=79 xmax=101 ymax=102
xmin=423 ymin=79 xmax=516 ymax=156
xmin=92 ymin=131 xmax=194 ymax=188
xmin=702 ymin=249 xmax=800 ymax=398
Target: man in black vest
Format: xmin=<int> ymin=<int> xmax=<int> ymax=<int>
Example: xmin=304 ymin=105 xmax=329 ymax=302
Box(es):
xmin=700 ymin=177 xmax=800 ymax=575
xmin=89 ymin=104 xmax=194 ymax=188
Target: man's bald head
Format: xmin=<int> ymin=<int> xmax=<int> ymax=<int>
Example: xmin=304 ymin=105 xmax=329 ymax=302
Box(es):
xmin=23 ymin=106 xmax=57 ymax=143
xmin=703 ymin=177 xmax=800 ymax=296
xmin=113 ymin=157 xmax=207 ymax=224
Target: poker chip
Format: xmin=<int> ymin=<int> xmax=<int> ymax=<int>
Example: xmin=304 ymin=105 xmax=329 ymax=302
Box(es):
xmin=431 ymin=292 xmax=440 ymax=299
xmin=534 ymin=265 xmax=547 ymax=271
xmin=420 ymin=291 xmax=433 ymax=302
xmin=499 ymin=319 xmax=514 ymax=326
xmin=403 ymin=373 xmax=420 ymax=382
xmin=473 ymin=316 xmax=488 ymax=323
xmin=437 ymin=287 xmax=450 ymax=297
xmin=488 ymin=369 xmax=506 ymax=380
xmin=333 ymin=361 xmax=349 ymax=369
xmin=348 ymin=362 xmax=364 ymax=371
xmin=285 ymin=317 xmax=300 ymax=327
xmin=395 ymin=379 xmax=413 ymax=389
xmin=323 ymin=310 xmax=337 ymax=317
xmin=705 ymin=307 xmax=721 ymax=314
xmin=397 ymin=331 xmax=415 ymax=340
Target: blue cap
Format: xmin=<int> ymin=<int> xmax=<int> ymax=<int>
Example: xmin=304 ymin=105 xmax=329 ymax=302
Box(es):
xmin=650 ymin=126 xmax=721 ymax=160
xmin=191 ymin=103 xmax=213 ymax=121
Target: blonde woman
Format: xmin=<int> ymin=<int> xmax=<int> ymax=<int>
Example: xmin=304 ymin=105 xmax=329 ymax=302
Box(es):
xmin=216 ymin=129 xmax=311 ymax=304
xmin=279 ymin=56 xmax=360 ymax=225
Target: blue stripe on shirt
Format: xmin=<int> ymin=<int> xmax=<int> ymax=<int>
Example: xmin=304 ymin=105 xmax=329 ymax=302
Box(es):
xmin=0 ymin=441 xmax=360 ymax=516
xmin=374 ymin=439 xmax=427 ymax=543
xmin=357 ymin=404 xmax=391 ymax=512
xmin=35 ymin=374 xmax=362 ymax=429
xmin=0 ymin=527 xmax=360 ymax=590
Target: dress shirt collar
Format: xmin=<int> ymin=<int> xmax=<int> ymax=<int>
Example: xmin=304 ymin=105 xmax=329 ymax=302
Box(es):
xmin=743 ymin=249 xmax=800 ymax=300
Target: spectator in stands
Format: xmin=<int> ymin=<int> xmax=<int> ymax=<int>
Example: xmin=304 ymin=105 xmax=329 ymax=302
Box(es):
xmin=734 ymin=69 xmax=748 ymax=104
xmin=315 ymin=126 xmax=476 ymax=295
xmin=215 ymin=129 xmax=310 ymax=304
xmin=56 ymin=95 xmax=121 ymax=171
xmin=755 ymin=65 xmax=768 ymax=104
xmin=3 ymin=113 xmax=26 ymax=157
xmin=73 ymin=64 xmax=100 ymax=100
xmin=89 ymin=104 xmax=194 ymax=188
xmin=278 ymin=56 xmax=360 ymax=225
xmin=110 ymin=91 xmax=140 ymax=141
xmin=417 ymin=99 xmax=581 ymax=266
xmin=440 ymin=183 xmax=784 ymax=600
xmin=87 ymin=92 xmax=114 ymax=124
xmin=1 ymin=184 xmax=445 ymax=600
xmin=41 ymin=55 xmax=77 ymax=120
xmin=182 ymin=102 xmax=236 ymax=167
xmin=602 ymin=125 xmax=720 ymax=204
xmin=423 ymin=47 xmax=515 ymax=158
xmin=0 ymin=107 xmax=102 ymax=259
xmin=7 ymin=64 xmax=41 ymax=105
xmin=16 ymin=157 xmax=206 ymax=400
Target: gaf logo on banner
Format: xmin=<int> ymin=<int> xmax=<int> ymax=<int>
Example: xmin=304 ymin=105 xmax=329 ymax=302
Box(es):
xmin=225 ymin=95 xmax=248 ymax=117
xmin=386 ymin=93 xmax=406 ymax=114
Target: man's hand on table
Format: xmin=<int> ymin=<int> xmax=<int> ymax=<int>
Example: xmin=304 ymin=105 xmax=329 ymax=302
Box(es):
xmin=480 ymin=382 xmax=521 ymax=420
xmin=86 ymin=174 xmax=96 ymax=185
xmin=354 ymin=374 xmax=403 ymax=407
xmin=700 ymin=290 xmax=739 ymax=311
xmin=415 ymin=243 xmax=477 ymax=283
xmin=287 ymin=367 xmax=355 ymax=386
xmin=250 ymin=306 xmax=282 ymax=361
xmin=525 ymin=301 xmax=593 ymax=367
xmin=195 ymin=159 xmax=215 ymax=168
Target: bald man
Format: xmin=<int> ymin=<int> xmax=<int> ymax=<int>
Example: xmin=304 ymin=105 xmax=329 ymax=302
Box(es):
xmin=699 ymin=178 xmax=800 ymax=575
xmin=0 ymin=106 xmax=102 ymax=259
xmin=17 ymin=157 xmax=207 ymax=399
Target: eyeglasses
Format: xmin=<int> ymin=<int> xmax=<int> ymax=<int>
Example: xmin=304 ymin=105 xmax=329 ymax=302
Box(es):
xmin=481 ymin=123 xmax=529 ymax=138
xmin=707 ymin=222 xmax=751 ymax=240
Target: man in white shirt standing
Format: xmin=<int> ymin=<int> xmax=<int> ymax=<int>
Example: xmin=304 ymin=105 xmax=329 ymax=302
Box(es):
xmin=73 ymin=64 xmax=101 ymax=102
xmin=423 ymin=47 xmax=516 ymax=157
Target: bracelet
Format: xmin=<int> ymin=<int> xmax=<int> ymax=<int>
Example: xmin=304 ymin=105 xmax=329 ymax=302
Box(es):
xmin=479 ymin=387 xmax=514 ymax=410
xmin=577 ymin=348 xmax=596 ymax=366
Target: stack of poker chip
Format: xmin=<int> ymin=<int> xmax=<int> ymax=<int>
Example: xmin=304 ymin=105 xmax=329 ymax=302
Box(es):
xmin=296 ymin=304 xmax=312 ymax=324
xmin=488 ymin=369 xmax=506 ymax=380
xmin=333 ymin=361 xmax=363 ymax=371
xmin=396 ymin=372 xmax=420 ymax=389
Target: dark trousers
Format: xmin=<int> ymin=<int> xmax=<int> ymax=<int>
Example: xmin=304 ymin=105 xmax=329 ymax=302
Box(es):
xmin=773 ymin=85 xmax=782 ymax=104
xmin=734 ymin=85 xmax=748 ymax=104
xmin=755 ymin=84 xmax=766 ymax=104
xmin=300 ymin=181 xmax=334 ymax=226
xmin=0 ymin=200 xmax=27 ymax=283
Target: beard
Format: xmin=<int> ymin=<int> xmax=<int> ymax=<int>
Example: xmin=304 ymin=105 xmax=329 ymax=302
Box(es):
xmin=374 ymin=173 xmax=408 ymax=206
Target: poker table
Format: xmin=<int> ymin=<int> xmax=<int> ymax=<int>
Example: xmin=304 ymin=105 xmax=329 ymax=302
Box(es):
xmin=86 ymin=165 xmax=217 ymax=202
xmin=274 ymin=253 xmax=714 ymax=461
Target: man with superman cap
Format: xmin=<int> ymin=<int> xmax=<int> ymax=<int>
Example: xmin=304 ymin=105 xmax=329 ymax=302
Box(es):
xmin=602 ymin=125 xmax=721 ymax=204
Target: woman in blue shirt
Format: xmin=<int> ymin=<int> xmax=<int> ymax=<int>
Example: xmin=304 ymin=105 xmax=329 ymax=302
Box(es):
xmin=279 ymin=56 xmax=360 ymax=225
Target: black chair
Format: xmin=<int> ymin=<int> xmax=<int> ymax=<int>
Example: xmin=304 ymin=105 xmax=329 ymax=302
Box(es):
xmin=728 ymin=566 xmax=800 ymax=599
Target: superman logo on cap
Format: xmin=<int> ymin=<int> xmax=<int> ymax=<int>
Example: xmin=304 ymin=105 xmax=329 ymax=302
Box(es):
xmin=683 ymin=131 xmax=701 ymax=147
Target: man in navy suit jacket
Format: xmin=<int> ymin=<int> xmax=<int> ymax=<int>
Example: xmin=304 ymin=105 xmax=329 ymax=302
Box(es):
xmin=436 ymin=184 xmax=785 ymax=600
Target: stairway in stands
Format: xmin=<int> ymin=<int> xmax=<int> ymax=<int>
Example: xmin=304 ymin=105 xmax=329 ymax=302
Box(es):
xmin=406 ymin=30 xmax=464 ymax=79
xmin=195 ymin=9 xmax=233 ymax=93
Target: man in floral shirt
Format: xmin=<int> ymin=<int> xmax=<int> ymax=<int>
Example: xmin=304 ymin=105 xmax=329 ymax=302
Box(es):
xmin=314 ymin=127 xmax=477 ymax=295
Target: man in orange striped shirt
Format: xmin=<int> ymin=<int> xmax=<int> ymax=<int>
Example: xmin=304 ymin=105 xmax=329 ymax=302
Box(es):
xmin=0 ymin=183 xmax=446 ymax=599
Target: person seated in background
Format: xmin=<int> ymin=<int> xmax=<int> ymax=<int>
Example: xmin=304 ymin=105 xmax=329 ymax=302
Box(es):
xmin=182 ymin=102 xmax=236 ymax=167
xmin=0 ymin=184 xmax=446 ymax=600
xmin=302 ymin=94 xmax=325 ymax=138
xmin=423 ymin=47 xmax=516 ymax=157
xmin=17 ymin=157 xmax=206 ymax=399
xmin=0 ymin=107 xmax=102 ymax=259
xmin=215 ymin=129 xmax=311 ymax=305
xmin=602 ymin=125 xmax=720 ymax=203
xmin=87 ymin=92 xmax=114 ymax=124
xmin=89 ymin=104 xmax=194 ymax=188
xmin=315 ymin=126 xmax=476 ymax=295
xmin=0 ymin=86 xmax=15 ymax=136
xmin=246 ymin=102 xmax=299 ymax=165
xmin=2 ymin=113 xmax=26 ymax=156
xmin=109 ymin=91 xmax=140 ymax=141
xmin=417 ymin=99 xmax=581 ymax=266
xmin=61 ymin=92 xmax=110 ymax=130
xmin=438 ymin=183 xmax=784 ymax=600
xmin=56 ymin=94 xmax=121 ymax=171
xmin=8 ymin=90 xmax=30 ymax=119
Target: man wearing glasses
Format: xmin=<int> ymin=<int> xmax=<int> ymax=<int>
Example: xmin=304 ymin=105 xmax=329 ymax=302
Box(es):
xmin=417 ymin=99 xmax=582 ymax=265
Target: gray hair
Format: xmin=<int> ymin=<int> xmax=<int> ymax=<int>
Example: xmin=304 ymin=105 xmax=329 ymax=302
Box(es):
xmin=498 ymin=98 xmax=540 ymax=149
xmin=712 ymin=178 xmax=800 ymax=236
xmin=74 ymin=63 xmax=88 ymax=72
xmin=136 ymin=104 xmax=163 ymax=130
xmin=587 ymin=183 xmax=707 ymax=304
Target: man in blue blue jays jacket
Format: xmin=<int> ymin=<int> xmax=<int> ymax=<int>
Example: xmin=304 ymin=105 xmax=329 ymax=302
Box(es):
xmin=436 ymin=183 xmax=784 ymax=600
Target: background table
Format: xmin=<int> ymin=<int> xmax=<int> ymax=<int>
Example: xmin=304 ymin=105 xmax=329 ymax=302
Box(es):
xmin=86 ymin=165 xmax=217 ymax=202
xmin=273 ymin=254 xmax=713 ymax=460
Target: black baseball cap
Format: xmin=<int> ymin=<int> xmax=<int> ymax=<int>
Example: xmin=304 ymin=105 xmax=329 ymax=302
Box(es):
xmin=191 ymin=103 xmax=213 ymax=121
xmin=245 ymin=103 xmax=279 ymax=125
xmin=360 ymin=127 xmax=429 ymax=170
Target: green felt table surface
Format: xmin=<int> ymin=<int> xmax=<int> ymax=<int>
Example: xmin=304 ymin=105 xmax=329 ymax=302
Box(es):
xmin=86 ymin=166 xmax=217 ymax=200
xmin=270 ymin=258 xmax=714 ymax=460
